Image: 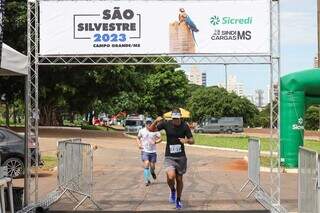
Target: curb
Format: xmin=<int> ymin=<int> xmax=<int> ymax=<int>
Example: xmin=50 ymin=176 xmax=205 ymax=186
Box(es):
xmin=39 ymin=126 xmax=82 ymax=130
xmin=260 ymin=167 xmax=298 ymax=174
xmin=124 ymin=133 xmax=275 ymax=156
xmin=184 ymin=144 xmax=275 ymax=157
xmin=123 ymin=133 xmax=137 ymax=139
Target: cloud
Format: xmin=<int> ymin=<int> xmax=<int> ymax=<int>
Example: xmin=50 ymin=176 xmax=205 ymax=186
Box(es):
xmin=281 ymin=11 xmax=316 ymax=45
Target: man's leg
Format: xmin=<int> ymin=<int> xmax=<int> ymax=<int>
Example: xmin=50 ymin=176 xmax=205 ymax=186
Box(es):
xmin=176 ymin=175 xmax=183 ymax=201
xmin=167 ymin=169 xmax=176 ymax=203
xmin=175 ymin=157 xmax=187 ymax=209
xmin=166 ymin=169 xmax=176 ymax=191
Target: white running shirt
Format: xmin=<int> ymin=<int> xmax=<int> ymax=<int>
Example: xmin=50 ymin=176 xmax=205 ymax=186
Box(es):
xmin=138 ymin=127 xmax=161 ymax=153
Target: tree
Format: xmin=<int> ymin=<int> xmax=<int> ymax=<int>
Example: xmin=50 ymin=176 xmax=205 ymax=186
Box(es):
xmin=254 ymin=103 xmax=271 ymax=128
xmin=140 ymin=69 xmax=189 ymax=117
xmin=104 ymin=91 xmax=140 ymax=115
xmin=3 ymin=0 xmax=27 ymax=53
xmin=305 ymin=106 xmax=320 ymax=130
xmin=187 ymin=86 xmax=259 ymax=126
xmin=0 ymin=1 xmax=191 ymax=125
xmin=0 ymin=0 xmax=27 ymax=126
xmin=0 ymin=76 xmax=24 ymax=126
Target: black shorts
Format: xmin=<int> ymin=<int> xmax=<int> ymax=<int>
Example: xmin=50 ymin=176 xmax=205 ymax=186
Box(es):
xmin=164 ymin=156 xmax=187 ymax=175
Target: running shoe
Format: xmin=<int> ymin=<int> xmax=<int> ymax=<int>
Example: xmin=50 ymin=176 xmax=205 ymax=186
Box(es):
xmin=151 ymin=171 xmax=157 ymax=180
xmin=145 ymin=180 xmax=151 ymax=186
xmin=176 ymin=200 xmax=183 ymax=209
xmin=169 ymin=190 xmax=176 ymax=203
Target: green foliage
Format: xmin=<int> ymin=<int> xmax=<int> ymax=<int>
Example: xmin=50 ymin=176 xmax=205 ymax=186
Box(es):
xmin=106 ymin=91 xmax=141 ymax=115
xmin=141 ymin=69 xmax=189 ymax=116
xmin=81 ymin=124 xmax=111 ymax=131
xmin=305 ymin=106 xmax=320 ymax=130
xmin=187 ymin=86 xmax=259 ymax=126
xmin=0 ymin=0 xmax=28 ymax=126
xmin=3 ymin=0 xmax=27 ymax=52
xmin=254 ymin=104 xmax=271 ymax=128
xmin=36 ymin=63 xmax=188 ymax=125
xmin=3 ymin=1 xmax=305 ymax=130
xmin=254 ymin=104 xmax=320 ymax=130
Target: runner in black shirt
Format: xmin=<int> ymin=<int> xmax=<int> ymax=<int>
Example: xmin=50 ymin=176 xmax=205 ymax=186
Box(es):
xmin=149 ymin=108 xmax=194 ymax=209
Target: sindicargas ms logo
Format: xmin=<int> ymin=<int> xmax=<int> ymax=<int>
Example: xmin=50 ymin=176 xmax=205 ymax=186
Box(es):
xmin=210 ymin=16 xmax=220 ymax=26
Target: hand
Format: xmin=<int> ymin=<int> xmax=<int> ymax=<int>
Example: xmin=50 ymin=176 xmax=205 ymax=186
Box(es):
xmin=155 ymin=116 xmax=163 ymax=123
xmin=179 ymin=138 xmax=189 ymax=144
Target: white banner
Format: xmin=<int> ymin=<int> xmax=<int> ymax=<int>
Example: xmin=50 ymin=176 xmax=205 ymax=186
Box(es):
xmin=39 ymin=0 xmax=270 ymax=55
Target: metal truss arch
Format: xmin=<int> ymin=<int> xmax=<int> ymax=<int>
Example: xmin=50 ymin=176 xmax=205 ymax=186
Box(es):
xmin=26 ymin=1 xmax=284 ymax=213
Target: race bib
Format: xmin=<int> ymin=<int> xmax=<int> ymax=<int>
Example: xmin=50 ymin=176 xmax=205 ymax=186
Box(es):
xmin=170 ymin=144 xmax=182 ymax=154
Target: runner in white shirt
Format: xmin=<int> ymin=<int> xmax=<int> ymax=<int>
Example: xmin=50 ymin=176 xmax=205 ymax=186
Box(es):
xmin=137 ymin=119 xmax=162 ymax=186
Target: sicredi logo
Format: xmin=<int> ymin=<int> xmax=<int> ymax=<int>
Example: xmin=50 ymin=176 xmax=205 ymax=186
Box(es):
xmin=292 ymin=117 xmax=304 ymax=130
xmin=210 ymin=16 xmax=253 ymax=26
xmin=210 ymin=16 xmax=220 ymax=26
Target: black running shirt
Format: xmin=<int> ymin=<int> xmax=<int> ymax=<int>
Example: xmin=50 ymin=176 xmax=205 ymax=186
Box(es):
xmin=157 ymin=120 xmax=193 ymax=157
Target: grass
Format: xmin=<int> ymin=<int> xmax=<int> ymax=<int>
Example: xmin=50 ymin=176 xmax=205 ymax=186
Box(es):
xmin=81 ymin=124 xmax=115 ymax=131
xmin=63 ymin=120 xmax=83 ymax=127
xmin=41 ymin=155 xmax=57 ymax=171
xmin=191 ymin=134 xmax=320 ymax=153
xmin=260 ymin=156 xmax=277 ymax=167
xmin=81 ymin=124 xmax=102 ymax=130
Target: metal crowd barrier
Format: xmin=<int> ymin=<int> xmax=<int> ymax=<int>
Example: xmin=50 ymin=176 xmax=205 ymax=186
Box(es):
xmin=0 ymin=165 xmax=14 ymax=213
xmin=298 ymin=147 xmax=318 ymax=213
xmin=18 ymin=138 xmax=100 ymax=212
xmin=240 ymin=138 xmax=286 ymax=212
xmin=240 ymin=138 xmax=262 ymax=198
xmin=56 ymin=138 xmax=100 ymax=210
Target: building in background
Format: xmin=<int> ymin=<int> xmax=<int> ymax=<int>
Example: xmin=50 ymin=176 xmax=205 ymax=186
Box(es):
xmin=186 ymin=66 xmax=207 ymax=86
xmin=267 ymin=84 xmax=279 ymax=104
xmin=315 ymin=56 xmax=318 ymax=68
xmin=255 ymin=89 xmax=264 ymax=107
xmin=225 ymin=74 xmax=244 ymax=97
xmin=202 ymin=72 xmax=207 ymax=86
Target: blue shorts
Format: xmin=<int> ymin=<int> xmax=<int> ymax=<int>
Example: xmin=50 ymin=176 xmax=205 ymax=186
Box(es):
xmin=141 ymin=151 xmax=157 ymax=163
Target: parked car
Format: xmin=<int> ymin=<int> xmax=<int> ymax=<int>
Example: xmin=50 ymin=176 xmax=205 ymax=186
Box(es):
xmin=0 ymin=127 xmax=42 ymax=178
xmin=194 ymin=117 xmax=244 ymax=134
xmin=124 ymin=114 xmax=145 ymax=134
xmin=98 ymin=113 xmax=110 ymax=125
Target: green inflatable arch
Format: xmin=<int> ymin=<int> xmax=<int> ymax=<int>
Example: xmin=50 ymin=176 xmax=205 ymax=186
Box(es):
xmin=280 ymin=68 xmax=320 ymax=168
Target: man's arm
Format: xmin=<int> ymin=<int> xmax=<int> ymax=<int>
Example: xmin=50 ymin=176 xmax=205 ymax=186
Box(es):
xmin=148 ymin=116 xmax=163 ymax=132
xmin=178 ymin=123 xmax=194 ymax=144
xmin=178 ymin=137 xmax=194 ymax=145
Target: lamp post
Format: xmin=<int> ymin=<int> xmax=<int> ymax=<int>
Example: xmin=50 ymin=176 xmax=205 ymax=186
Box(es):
xmin=224 ymin=64 xmax=228 ymax=91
